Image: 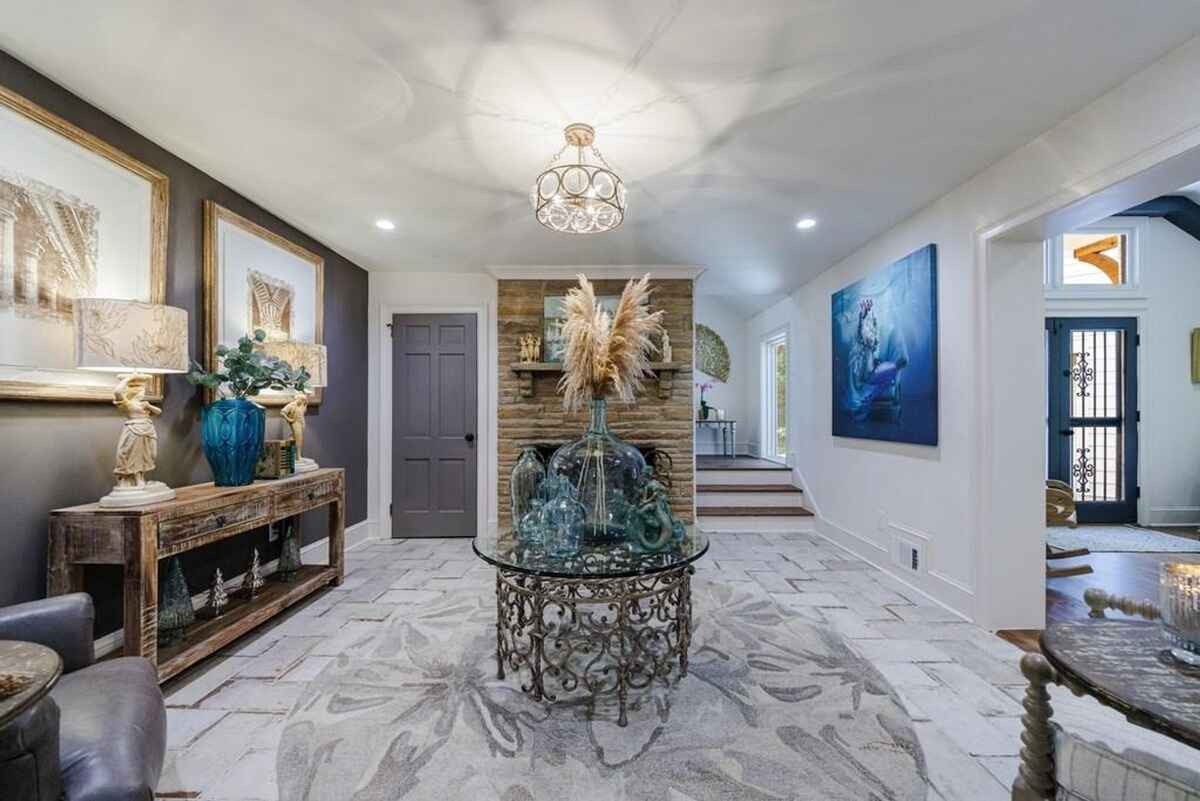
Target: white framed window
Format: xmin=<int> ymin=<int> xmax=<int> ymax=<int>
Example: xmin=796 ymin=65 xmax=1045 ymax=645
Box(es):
xmin=761 ymin=330 xmax=788 ymax=462
xmin=1045 ymin=220 xmax=1143 ymax=297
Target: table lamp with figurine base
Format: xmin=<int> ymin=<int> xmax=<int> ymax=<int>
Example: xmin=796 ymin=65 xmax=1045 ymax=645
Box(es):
xmin=74 ymin=298 xmax=189 ymax=507
xmin=258 ymin=340 xmax=327 ymax=473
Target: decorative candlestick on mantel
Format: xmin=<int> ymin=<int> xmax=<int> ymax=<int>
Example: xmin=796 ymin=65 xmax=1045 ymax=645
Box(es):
xmin=73 ymin=298 xmax=189 ymax=507
xmin=258 ymin=340 xmax=328 ymax=473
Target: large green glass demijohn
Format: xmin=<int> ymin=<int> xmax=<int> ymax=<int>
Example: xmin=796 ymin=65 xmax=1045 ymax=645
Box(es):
xmin=549 ymin=398 xmax=645 ymax=544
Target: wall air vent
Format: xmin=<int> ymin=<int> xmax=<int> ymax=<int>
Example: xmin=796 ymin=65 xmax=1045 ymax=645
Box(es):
xmin=893 ymin=536 xmax=925 ymax=574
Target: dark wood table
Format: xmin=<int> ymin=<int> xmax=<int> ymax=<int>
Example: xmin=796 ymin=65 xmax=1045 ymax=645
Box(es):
xmin=1040 ymin=620 xmax=1200 ymax=749
xmin=0 ymin=641 xmax=62 ymax=729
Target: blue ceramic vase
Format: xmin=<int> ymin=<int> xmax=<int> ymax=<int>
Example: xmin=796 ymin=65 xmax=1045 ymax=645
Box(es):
xmin=200 ymin=398 xmax=265 ymax=486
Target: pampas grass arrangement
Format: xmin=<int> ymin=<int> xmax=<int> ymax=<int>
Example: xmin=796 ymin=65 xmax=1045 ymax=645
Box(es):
xmin=558 ymin=274 xmax=664 ymax=410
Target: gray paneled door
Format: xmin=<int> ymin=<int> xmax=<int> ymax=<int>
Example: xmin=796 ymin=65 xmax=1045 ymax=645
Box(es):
xmin=391 ymin=313 xmax=478 ymax=538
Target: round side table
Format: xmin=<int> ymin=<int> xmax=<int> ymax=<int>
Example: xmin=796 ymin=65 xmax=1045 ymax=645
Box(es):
xmin=1040 ymin=620 xmax=1200 ymax=749
xmin=0 ymin=641 xmax=62 ymax=729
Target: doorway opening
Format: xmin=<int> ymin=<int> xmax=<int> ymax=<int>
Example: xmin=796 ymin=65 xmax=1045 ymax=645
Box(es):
xmin=390 ymin=313 xmax=479 ymax=538
xmin=1045 ymin=317 xmax=1139 ymax=524
xmin=762 ymin=331 xmax=788 ymax=462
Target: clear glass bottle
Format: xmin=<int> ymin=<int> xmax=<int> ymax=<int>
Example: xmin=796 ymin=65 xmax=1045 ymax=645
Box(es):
xmin=509 ymin=447 xmax=546 ymax=531
xmin=548 ymin=397 xmax=646 ymax=544
xmin=539 ymin=474 xmax=586 ymax=559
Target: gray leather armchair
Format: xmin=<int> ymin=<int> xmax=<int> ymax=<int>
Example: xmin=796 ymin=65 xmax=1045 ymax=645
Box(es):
xmin=0 ymin=594 xmax=166 ymax=801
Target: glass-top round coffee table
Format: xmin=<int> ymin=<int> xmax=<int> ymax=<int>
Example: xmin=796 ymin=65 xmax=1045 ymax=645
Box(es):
xmin=472 ymin=528 xmax=709 ymax=726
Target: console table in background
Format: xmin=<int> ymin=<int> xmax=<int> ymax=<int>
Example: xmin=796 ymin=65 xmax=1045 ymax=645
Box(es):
xmin=48 ymin=468 xmax=344 ymax=682
xmin=695 ymin=419 xmax=737 ymax=458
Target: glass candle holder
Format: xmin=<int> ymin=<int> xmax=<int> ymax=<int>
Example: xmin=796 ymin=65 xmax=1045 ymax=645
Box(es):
xmin=1159 ymin=562 xmax=1200 ymax=666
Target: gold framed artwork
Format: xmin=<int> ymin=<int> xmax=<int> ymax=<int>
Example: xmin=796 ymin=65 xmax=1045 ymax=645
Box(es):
xmin=203 ymin=201 xmax=324 ymax=406
xmin=0 ymin=83 xmax=169 ymax=401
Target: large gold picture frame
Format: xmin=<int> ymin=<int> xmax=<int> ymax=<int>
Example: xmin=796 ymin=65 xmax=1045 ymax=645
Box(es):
xmin=203 ymin=201 xmax=325 ymax=407
xmin=0 ymin=84 xmax=169 ymax=401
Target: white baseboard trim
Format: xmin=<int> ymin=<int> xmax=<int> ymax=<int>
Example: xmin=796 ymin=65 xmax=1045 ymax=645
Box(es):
xmin=789 ymin=466 xmax=821 ymax=519
xmin=94 ymin=518 xmax=379 ymax=658
xmin=1146 ymin=506 xmax=1200 ymax=527
xmin=813 ymin=516 xmax=974 ymax=624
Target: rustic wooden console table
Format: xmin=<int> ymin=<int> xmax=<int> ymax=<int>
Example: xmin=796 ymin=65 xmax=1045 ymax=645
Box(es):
xmin=48 ymin=468 xmax=344 ymax=682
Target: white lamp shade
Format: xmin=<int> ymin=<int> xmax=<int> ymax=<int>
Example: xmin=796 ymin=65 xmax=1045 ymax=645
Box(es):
xmin=256 ymin=340 xmax=327 ymax=388
xmin=74 ymin=299 xmax=189 ymax=374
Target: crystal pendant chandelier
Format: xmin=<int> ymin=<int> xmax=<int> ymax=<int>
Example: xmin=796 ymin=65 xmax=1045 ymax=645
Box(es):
xmin=530 ymin=123 xmax=626 ymax=234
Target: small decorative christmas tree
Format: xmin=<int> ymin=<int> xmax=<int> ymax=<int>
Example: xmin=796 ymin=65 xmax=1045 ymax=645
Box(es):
xmin=277 ymin=518 xmax=302 ymax=582
xmin=208 ymin=569 xmax=229 ymax=618
xmin=158 ymin=557 xmax=195 ymax=646
xmin=244 ymin=548 xmax=265 ymax=599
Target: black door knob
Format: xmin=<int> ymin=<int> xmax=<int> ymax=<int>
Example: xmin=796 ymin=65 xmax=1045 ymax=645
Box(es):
xmin=465 ymin=433 xmax=475 ymax=443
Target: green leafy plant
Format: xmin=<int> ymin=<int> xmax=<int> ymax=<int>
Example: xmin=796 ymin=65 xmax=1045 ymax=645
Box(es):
xmin=187 ymin=330 xmax=311 ymax=400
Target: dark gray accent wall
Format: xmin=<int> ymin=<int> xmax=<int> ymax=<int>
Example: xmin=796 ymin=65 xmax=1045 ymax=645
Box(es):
xmin=0 ymin=51 xmax=369 ymax=633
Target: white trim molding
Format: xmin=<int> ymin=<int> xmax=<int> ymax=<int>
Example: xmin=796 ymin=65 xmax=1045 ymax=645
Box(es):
xmin=973 ymin=115 xmax=1200 ymax=631
xmin=377 ymin=303 xmax=496 ymax=539
xmin=814 ymin=516 xmax=972 ymax=622
xmin=94 ymin=518 xmax=378 ymax=658
xmin=484 ymin=265 xmax=705 ymax=281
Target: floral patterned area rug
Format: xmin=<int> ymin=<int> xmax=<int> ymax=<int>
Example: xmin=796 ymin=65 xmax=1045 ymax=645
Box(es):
xmin=278 ymin=579 xmax=928 ymax=801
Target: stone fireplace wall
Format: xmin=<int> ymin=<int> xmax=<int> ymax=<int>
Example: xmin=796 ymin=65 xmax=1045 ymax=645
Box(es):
xmin=497 ymin=277 xmax=695 ymax=529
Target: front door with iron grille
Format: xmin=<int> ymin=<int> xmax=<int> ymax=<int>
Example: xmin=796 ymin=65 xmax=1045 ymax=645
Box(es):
xmin=1046 ymin=318 xmax=1138 ymax=523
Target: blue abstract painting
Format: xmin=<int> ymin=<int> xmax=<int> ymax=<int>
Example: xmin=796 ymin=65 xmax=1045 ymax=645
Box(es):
xmin=831 ymin=244 xmax=938 ymax=446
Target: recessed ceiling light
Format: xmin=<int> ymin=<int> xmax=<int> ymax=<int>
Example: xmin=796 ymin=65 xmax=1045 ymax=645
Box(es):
xmin=375 ymin=219 xmax=395 ymax=231
xmin=796 ymin=217 xmax=817 ymax=230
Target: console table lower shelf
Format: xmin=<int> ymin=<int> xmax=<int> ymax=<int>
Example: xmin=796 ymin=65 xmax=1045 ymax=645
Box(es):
xmin=47 ymin=468 xmax=345 ymax=683
xmin=156 ymin=565 xmax=336 ymax=680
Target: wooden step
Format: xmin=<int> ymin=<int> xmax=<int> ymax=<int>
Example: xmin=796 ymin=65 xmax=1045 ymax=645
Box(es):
xmin=699 ymin=515 xmax=816 ymax=532
xmin=697 ymin=484 xmax=802 ymax=493
xmin=697 ymin=505 xmax=813 ymax=517
xmin=696 ymin=457 xmax=789 ymax=471
xmin=696 ymin=469 xmax=794 ymax=486
xmin=699 ymin=491 xmax=804 ymax=508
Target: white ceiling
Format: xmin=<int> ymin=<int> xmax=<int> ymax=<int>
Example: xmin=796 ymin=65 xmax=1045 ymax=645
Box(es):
xmin=4 ymin=1 xmax=1200 ymax=316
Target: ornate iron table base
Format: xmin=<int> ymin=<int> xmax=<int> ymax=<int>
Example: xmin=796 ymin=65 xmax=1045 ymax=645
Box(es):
xmin=494 ymin=565 xmax=694 ymax=727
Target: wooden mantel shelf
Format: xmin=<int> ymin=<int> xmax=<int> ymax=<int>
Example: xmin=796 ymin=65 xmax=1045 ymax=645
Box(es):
xmin=509 ymin=362 xmax=685 ymax=400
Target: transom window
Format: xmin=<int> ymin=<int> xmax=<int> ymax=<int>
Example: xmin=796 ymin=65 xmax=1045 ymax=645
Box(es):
xmin=1046 ymin=222 xmax=1140 ymax=292
xmin=1062 ymin=232 xmax=1126 ymax=286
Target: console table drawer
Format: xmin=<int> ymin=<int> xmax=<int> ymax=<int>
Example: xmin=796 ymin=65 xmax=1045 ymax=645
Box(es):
xmin=159 ymin=498 xmax=271 ymax=553
xmin=275 ymin=477 xmax=340 ymax=517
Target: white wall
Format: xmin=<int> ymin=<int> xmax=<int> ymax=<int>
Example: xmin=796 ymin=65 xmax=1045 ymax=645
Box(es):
xmin=693 ymin=296 xmax=750 ymax=454
xmin=1141 ymin=219 xmax=1200 ymax=524
xmin=1048 ymin=217 xmax=1200 ymax=526
xmin=743 ymin=35 xmax=1200 ymax=629
xmin=368 ymin=272 xmax=500 ymax=536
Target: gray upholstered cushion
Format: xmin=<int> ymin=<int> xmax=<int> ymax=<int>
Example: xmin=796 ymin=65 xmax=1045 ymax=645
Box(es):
xmin=1054 ymin=725 xmax=1200 ymax=801
xmin=0 ymin=697 xmax=62 ymax=801
xmin=50 ymin=657 xmax=166 ymax=801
